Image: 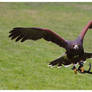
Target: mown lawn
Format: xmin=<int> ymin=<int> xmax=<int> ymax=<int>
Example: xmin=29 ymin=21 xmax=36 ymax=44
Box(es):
xmin=0 ymin=2 xmax=92 ymax=89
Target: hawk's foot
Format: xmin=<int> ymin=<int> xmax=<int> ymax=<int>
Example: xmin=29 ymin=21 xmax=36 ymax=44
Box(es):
xmin=74 ymin=68 xmax=77 ymax=74
xmin=80 ymin=67 xmax=84 ymax=73
xmin=72 ymin=66 xmax=77 ymax=74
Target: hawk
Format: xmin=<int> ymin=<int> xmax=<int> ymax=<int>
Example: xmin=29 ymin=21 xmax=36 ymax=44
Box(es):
xmin=9 ymin=21 xmax=92 ymax=74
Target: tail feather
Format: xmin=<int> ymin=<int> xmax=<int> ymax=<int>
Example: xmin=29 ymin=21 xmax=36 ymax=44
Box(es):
xmin=49 ymin=53 xmax=72 ymax=68
xmin=49 ymin=56 xmax=62 ymax=66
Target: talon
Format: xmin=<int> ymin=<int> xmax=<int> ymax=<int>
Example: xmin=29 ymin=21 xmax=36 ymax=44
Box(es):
xmin=80 ymin=67 xmax=84 ymax=73
xmin=74 ymin=68 xmax=77 ymax=74
xmin=72 ymin=65 xmax=77 ymax=74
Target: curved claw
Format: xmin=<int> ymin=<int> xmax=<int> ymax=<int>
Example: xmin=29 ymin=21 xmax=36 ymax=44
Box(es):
xmin=72 ymin=66 xmax=78 ymax=74
xmin=78 ymin=63 xmax=92 ymax=74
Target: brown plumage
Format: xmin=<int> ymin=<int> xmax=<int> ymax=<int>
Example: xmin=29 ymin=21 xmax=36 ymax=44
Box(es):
xmin=9 ymin=27 xmax=67 ymax=48
xmin=9 ymin=21 xmax=92 ymax=74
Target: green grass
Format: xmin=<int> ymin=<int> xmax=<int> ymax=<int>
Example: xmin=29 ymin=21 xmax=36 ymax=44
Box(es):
xmin=0 ymin=2 xmax=92 ymax=89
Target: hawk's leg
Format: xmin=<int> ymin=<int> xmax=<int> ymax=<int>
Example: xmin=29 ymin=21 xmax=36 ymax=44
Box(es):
xmin=78 ymin=61 xmax=84 ymax=73
xmin=72 ymin=65 xmax=77 ymax=74
xmin=78 ymin=62 xmax=92 ymax=74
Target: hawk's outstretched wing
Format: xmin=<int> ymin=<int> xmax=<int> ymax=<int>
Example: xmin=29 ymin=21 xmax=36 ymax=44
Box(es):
xmin=84 ymin=52 xmax=92 ymax=59
xmin=79 ymin=21 xmax=92 ymax=41
xmin=49 ymin=53 xmax=72 ymax=68
xmin=9 ymin=27 xmax=68 ymax=48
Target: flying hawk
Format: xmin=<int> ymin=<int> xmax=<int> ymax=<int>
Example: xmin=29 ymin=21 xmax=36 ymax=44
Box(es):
xmin=9 ymin=21 xmax=92 ymax=74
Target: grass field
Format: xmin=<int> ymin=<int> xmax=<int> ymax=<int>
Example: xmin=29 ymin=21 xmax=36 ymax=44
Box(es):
xmin=0 ymin=2 xmax=92 ymax=89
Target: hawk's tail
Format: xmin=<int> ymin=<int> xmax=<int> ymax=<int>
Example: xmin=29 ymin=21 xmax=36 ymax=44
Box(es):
xmin=48 ymin=54 xmax=72 ymax=68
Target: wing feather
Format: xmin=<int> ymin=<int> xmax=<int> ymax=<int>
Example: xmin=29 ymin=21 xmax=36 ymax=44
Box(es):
xmin=79 ymin=21 xmax=92 ymax=41
xmin=9 ymin=27 xmax=67 ymax=48
xmin=84 ymin=52 xmax=92 ymax=59
xmin=49 ymin=53 xmax=72 ymax=67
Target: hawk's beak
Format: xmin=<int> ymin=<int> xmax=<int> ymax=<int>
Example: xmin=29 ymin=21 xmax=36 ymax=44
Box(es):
xmin=73 ymin=45 xmax=79 ymax=49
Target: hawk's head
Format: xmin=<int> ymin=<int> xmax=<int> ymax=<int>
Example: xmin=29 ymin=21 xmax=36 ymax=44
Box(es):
xmin=73 ymin=44 xmax=79 ymax=50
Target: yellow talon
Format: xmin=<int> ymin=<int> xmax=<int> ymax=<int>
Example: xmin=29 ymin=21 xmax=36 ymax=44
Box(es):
xmin=80 ymin=67 xmax=84 ymax=72
xmin=74 ymin=69 xmax=77 ymax=74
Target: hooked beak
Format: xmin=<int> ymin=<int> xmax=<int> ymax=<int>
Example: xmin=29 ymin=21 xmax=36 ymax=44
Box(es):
xmin=73 ymin=45 xmax=79 ymax=49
